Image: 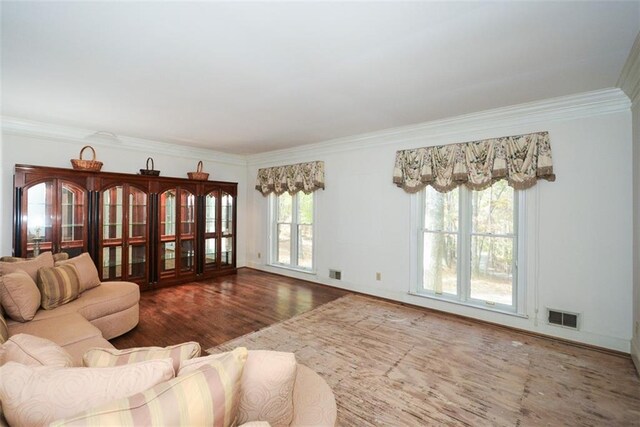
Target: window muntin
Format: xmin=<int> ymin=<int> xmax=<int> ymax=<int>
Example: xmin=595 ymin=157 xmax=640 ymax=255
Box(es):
xmin=271 ymin=192 xmax=314 ymax=271
xmin=420 ymin=180 xmax=519 ymax=311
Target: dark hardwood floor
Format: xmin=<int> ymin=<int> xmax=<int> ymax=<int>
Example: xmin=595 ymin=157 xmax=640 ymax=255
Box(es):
xmin=110 ymin=268 xmax=350 ymax=350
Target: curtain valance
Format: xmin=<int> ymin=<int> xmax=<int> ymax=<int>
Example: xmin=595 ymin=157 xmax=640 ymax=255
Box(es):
xmin=255 ymin=161 xmax=325 ymax=196
xmin=393 ymin=131 xmax=555 ymax=193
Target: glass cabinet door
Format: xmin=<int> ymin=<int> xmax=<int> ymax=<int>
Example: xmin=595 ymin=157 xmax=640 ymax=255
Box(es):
xmin=204 ymin=191 xmax=217 ymax=269
xmin=25 ymin=181 xmax=54 ymax=257
xmin=179 ymin=189 xmax=195 ymax=273
xmin=102 ymin=186 xmax=124 ymax=280
xmin=101 ymin=184 xmax=147 ymax=283
xmin=128 ymin=187 xmax=147 ymax=280
xmin=160 ymin=189 xmax=176 ymax=276
xmin=221 ymin=191 xmax=234 ymax=266
xmin=59 ymin=182 xmax=86 ymax=257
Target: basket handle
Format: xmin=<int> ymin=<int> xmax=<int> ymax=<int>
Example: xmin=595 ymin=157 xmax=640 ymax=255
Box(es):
xmin=79 ymin=145 xmax=96 ymax=161
xmin=197 ymin=161 xmax=203 ymax=172
xmin=146 ymin=157 xmax=154 ymax=171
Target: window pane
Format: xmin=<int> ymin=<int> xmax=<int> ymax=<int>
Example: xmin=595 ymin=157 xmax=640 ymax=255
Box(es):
xmin=277 ymin=224 xmax=291 ymax=264
xmin=424 ymin=187 xmax=458 ymax=231
xmin=470 ymin=236 xmax=514 ymax=305
xmin=298 ymin=193 xmax=313 ymax=224
xmin=422 ymin=232 xmax=457 ymax=296
xmin=277 ymin=193 xmax=292 ymax=222
xmin=297 ymin=224 xmax=313 ymax=268
xmin=472 ymin=180 xmax=514 ymax=234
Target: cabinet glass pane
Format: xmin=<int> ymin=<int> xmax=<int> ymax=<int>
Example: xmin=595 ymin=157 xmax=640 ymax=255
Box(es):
xmin=128 ymin=244 xmax=146 ymax=279
xmin=60 ymin=183 xmax=85 ymax=243
xmin=181 ymin=240 xmax=195 ymax=272
xmin=102 ymin=246 xmax=122 ymax=280
xmin=180 ymin=190 xmax=195 ymax=235
xmin=297 ymin=224 xmax=313 ymax=269
xmin=103 ymin=186 xmax=123 ymax=240
xmin=205 ymin=238 xmax=217 ymax=266
xmin=161 ymin=190 xmax=176 ymax=237
xmin=221 ymin=236 xmax=233 ymax=266
xmin=26 ymin=181 xmax=54 ymax=256
xmin=129 ymin=188 xmax=147 ymax=239
xmin=205 ymin=193 xmax=216 ymax=233
xmin=161 ymin=241 xmax=176 ymax=272
xmin=222 ymin=192 xmax=233 ymax=235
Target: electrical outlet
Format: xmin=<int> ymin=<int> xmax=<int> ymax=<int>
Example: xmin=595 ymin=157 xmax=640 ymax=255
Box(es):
xmin=636 ymin=321 xmax=639 ymax=337
xmin=257 ymin=252 xmax=261 ymax=259
xmin=376 ymin=272 xmax=381 ymax=281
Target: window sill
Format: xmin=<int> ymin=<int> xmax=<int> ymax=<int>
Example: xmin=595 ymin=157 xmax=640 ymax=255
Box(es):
xmin=407 ymin=291 xmax=528 ymax=319
xmin=267 ymin=263 xmax=316 ymax=276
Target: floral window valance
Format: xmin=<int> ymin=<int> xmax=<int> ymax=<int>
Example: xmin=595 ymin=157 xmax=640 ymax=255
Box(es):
xmin=255 ymin=161 xmax=325 ymax=196
xmin=393 ymin=131 xmax=555 ymax=193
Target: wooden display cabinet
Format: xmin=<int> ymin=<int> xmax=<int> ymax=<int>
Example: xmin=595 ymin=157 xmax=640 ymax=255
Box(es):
xmin=13 ymin=164 xmax=237 ymax=290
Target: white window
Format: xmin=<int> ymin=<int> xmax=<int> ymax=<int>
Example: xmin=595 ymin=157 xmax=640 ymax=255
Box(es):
xmin=270 ymin=192 xmax=314 ymax=271
xmin=418 ymin=180 xmax=523 ymax=313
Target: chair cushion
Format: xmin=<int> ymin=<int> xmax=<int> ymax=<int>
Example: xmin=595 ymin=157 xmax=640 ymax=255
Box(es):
xmin=55 ymin=253 xmax=100 ymax=292
xmin=53 ymin=347 xmax=248 ymax=427
xmin=37 ymin=264 xmax=81 ymax=310
xmin=83 ymin=341 xmax=201 ymax=372
xmin=0 ymin=252 xmax=54 ymax=282
xmin=0 ymin=269 xmax=41 ymax=322
xmin=0 ymin=333 xmax=73 ymax=367
xmin=0 ymin=358 xmax=174 ymax=427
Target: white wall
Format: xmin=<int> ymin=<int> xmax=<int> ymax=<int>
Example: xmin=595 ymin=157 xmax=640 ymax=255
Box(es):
xmin=0 ymin=125 xmax=248 ymax=267
xmin=632 ymin=99 xmax=640 ymax=370
xmin=246 ymin=90 xmax=634 ymax=352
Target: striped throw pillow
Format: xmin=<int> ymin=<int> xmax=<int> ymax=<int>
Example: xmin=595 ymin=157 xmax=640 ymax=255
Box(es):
xmin=83 ymin=341 xmax=201 ymax=372
xmin=37 ymin=264 xmax=80 ymax=310
xmin=52 ymin=347 xmax=248 ymax=427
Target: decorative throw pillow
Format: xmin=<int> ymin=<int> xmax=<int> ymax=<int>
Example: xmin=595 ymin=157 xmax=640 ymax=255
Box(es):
xmin=52 ymin=252 xmax=70 ymax=262
xmin=53 ymin=347 xmax=248 ymax=427
xmin=83 ymin=341 xmax=201 ymax=372
xmin=0 ymin=358 xmax=175 ymax=427
xmin=37 ymin=264 xmax=81 ymax=310
xmin=55 ymin=253 xmax=100 ymax=292
xmin=0 ymin=256 xmax=25 ymax=262
xmin=0 ymin=312 xmax=8 ymax=345
xmin=0 ymin=251 xmax=54 ymax=282
xmin=0 ymin=334 xmax=73 ymax=367
xmin=235 ymin=350 xmax=297 ymax=426
xmin=0 ymin=269 xmax=41 ymax=322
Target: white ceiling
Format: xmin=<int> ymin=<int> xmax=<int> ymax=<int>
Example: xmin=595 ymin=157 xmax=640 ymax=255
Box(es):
xmin=2 ymin=1 xmax=639 ymax=155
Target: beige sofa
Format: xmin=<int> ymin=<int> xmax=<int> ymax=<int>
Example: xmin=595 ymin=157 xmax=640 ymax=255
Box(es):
xmin=5 ymin=281 xmax=139 ymax=365
xmin=0 ymin=252 xmax=140 ymax=365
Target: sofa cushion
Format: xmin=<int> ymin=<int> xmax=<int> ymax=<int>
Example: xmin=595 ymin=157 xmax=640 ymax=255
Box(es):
xmin=0 ymin=333 xmax=73 ymax=367
xmin=8 ymin=312 xmax=102 ymax=347
xmin=0 ymin=252 xmax=54 ymax=282
xmin=0 ymin=269 xmax=41 ymax=322
xmin=236 ymin=350 xmax=297 ymax=426
xmin=55 ymin=253 xmax=100 ymax=292
xmin=0 ymin=312 xmax=7 ymax=344
xmin=0 ymin=358 xmax=175 ymax=427
xmin=52 ymin=347 xmax=248 ymax=427
xmin=37 ymin=264 xmax=81 ymax=310
xmin=83 ymin=341 xmax=201 ymax=372
xmin=0 ymin=253 xmax=68 ymax=263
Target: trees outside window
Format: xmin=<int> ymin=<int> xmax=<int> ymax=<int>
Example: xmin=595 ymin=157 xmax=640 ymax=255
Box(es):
xmin=271 ymin=192 xmax=314 ymax=271
xmin=421 ymin=180 xmax=520 ymax=310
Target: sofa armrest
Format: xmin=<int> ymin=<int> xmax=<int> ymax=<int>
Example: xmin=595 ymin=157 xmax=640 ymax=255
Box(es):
xmin=290 ymin=364 xmax=336 ymax=427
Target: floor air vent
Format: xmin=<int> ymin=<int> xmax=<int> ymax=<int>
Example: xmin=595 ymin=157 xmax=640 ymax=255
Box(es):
xmin=547 ymin=309 xmax=579 ymax=329
xmin=329 ymin=269 xmax=341 ymax=280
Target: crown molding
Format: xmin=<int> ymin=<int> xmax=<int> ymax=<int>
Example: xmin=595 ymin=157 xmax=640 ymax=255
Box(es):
xmin=246 ymin=88 xmax=631 ymax=166
xmin=0 ymin=117 xmax=247 ymax=167
xmin=617 ymin=31 xmax=640 ymax=105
